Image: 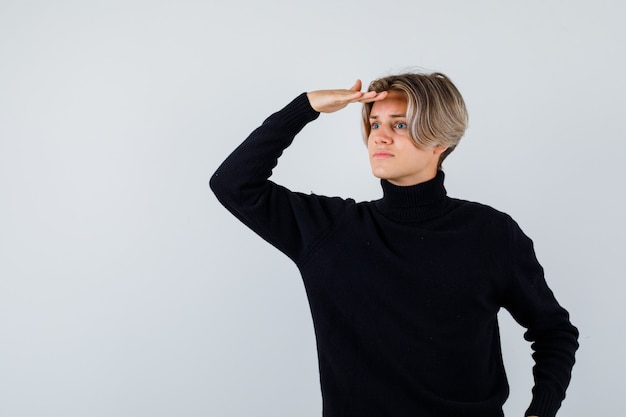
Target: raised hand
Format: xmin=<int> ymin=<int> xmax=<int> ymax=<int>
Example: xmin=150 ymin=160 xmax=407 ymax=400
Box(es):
xmin=306 ymin=79 xmax=388 ymax=113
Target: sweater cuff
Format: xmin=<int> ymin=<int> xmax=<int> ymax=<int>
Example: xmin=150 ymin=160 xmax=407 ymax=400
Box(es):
xmin=266 ymin=92 xmax=320 ymax=134
xmin=525 ymin=390 xmax=563 ymax=417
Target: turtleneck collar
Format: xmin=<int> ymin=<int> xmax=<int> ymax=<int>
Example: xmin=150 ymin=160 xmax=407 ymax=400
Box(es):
xmin=375 ymin=170 xmax=449 ymax=222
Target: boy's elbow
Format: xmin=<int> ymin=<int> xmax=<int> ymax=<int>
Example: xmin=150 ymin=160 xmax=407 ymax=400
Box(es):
xmin=209 ymin=172 xmax=228 ymax=199
xmin=209 ymin=170 xmax=242 ymax=207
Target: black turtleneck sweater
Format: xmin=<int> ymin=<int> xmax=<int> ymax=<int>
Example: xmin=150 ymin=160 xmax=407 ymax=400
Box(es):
xmin=209 ymin=93 xmax=578 ymax=417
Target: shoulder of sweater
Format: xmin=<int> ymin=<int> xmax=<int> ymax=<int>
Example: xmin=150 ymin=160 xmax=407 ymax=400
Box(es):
xmin=447 ymin=196 xmax=510 ymax=216
xmin=290 ymin=190 xmax=359 ymax=216
xmin=444 ymin=197 xmax=518 ymax=227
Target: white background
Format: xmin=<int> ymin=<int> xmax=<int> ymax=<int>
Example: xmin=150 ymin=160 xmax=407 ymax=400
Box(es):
xmin=1 ymin=1 xmax=624 ymax=416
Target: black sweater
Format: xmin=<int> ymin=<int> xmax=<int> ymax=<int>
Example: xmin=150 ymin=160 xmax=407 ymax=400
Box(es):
xmin=210 ymin=93 xmax=578 ymax=417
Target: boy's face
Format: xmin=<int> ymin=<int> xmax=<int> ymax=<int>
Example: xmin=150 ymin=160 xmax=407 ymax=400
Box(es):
xmin=367 ymin=91 xmax=445 ymax=186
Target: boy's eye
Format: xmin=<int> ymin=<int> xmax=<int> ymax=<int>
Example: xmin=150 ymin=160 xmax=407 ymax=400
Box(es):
xmin=371 ymin=122 xmax=380 ymax=129
xmin=396 ymin=122 xmax=407 ymax=129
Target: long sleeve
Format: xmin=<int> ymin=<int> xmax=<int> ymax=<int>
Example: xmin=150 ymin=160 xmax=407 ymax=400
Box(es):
xmin=501 ymin=219 xmax=579 ymax=417
xmin=209 ymin=93 xmax=353 ymax=263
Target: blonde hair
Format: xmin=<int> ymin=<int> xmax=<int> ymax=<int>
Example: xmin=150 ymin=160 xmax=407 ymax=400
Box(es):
xmin=362 ymin=72 xmax=468 ymax=169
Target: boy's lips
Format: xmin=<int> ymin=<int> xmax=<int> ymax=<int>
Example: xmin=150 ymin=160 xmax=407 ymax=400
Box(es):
xmin=373 ymin=151 xmax=394 ymax=159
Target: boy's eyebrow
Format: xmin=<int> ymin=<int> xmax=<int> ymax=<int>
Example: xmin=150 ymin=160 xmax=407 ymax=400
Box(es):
xmin=369 ymin=114 xmax=407 ymax=119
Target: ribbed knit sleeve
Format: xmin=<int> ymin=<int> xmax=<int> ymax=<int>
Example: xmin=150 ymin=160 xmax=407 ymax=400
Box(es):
xmin=210 ymin=93 xmax=352 ymax=263
xmin=501 ymin=218 xmax=579 ymax=417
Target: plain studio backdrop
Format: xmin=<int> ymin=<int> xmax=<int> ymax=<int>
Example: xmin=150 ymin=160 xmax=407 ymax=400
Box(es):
xmin=1 ymin=1 xmax=624 ymax=416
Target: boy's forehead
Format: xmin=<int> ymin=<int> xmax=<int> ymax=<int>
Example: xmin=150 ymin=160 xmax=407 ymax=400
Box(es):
xmin=370 ymin=91 xmax=408 ymax=117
